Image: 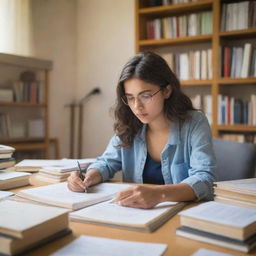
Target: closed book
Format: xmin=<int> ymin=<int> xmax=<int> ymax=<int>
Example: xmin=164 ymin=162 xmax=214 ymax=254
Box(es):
xmin=178 ymin=201 xmax=256 ymax=240
xmin=0 ymin=145 xmax=15 ymax=154
xmin=0 ymin=158 xmax=15 ymax=170
xmin=0 ymin=170 xmax=31 ymax=190
xmin=0 ymin=200 xmax=69 ymax=255
xmin=176 ymin=226 xmax=256 ymax=253
xmin=70 ymin=201 xmax=186 ymax=232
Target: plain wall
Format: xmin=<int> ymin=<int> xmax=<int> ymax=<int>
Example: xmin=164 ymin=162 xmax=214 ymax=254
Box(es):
xmin=32 ymin=0 xmax=135 ymax=158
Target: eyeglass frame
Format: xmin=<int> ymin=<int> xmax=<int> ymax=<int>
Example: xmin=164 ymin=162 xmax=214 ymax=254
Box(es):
xmin=121 ymin=88 xmax=162 ymax=106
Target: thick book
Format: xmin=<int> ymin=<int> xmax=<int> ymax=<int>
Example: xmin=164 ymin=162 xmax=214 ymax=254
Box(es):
xmin=0 ymin=158 xmax=15 ymax=169
xmin=178 ymin=201 xmax=256 ymax=240
xmin=0 ymin=200 xmax=69 ymax=255
xmin=70 ymin=200 xmax=186 ymax=232
xmin=214 ymin=195 xmax=256 ymax=209
xmin=176 ymin=226 xmax=256 ymax=253
xmin=50 ymin=235 xmax=167 ymax=256
xmin=0 ymin=145 xmax=15 ymax=154
xmin=0 ymin=170 xmax=31 ymax=190
xmin=17 ymin=182 xmax=130 ymax=210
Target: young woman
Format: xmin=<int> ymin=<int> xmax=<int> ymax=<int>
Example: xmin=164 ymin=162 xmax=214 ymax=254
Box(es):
xmin=67 ymin=52 xmax=216 ymax=209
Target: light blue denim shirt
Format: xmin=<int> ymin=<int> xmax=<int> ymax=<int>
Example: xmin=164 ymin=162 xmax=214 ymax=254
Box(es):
xmin=88 ymin=111 xmax=217 ymax=201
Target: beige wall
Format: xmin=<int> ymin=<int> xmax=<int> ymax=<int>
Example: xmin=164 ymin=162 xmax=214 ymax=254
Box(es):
xmin=32 ymin=0 xmax=134 ymax=158
xmin=76 ymin=0 xmax=135 ymax=157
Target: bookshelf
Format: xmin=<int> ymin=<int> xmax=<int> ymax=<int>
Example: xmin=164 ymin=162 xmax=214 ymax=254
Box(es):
xmin=0 ymin=53 xmax=53 ymax=159
xmin=135 ymin=0 xmax=256 ymax=143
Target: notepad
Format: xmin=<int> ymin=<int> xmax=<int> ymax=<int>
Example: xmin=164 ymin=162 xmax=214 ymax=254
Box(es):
xmin=17 ymin=182 xmax=130 ymax=210
xmin=70 ymin=200 xmax=186 ymax=232
xmin=50 ymin=235 xmax=167 ymax=256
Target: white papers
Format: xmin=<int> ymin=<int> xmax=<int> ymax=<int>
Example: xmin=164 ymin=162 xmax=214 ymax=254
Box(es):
xmin=17 ymin=182 xmax=130 ymax=210
xmin=192 ymin=248 xmax=235 ymax=256
xmin=179 ymin=201 xmax=256 ymax=227
xmin=0 ymin=191 xmax=13 ymax=200
xmin=0 ymin=170 xmax=31 ymax=180
xmin=50 ymin=235 xmax=167 ymax=256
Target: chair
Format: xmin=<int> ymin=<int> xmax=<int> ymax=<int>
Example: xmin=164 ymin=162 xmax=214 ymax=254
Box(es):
xmin=212 ymin=138 xmax=256 ymax=181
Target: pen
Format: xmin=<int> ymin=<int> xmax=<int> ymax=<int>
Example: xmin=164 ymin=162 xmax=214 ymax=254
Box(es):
xmin=77 ymin=161 xmax=87 ymax=192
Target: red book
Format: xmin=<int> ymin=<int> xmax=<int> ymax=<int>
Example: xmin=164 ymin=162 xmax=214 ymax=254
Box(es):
xmin=223 ymin=46 xmax=231 ymax=77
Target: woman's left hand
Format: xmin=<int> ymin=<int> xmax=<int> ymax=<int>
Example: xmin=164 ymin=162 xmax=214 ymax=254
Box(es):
xmin=115 ymin=185 xmax=162 ymax=209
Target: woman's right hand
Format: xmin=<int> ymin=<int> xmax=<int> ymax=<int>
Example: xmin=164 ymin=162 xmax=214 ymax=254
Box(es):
xmin=67 ymin=169 xmax=102 ymax=192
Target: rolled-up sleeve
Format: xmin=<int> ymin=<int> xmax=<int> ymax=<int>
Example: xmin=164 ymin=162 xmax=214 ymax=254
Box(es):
xmin=182 ymin=114 xmax=217 ymax=201
xmin=87 ymin=136 xmax=122 ymax=181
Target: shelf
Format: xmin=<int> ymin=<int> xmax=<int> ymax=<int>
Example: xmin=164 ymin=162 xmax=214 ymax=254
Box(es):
xmin=139 ymin=0 xmax=213 ymax=16
xmin=218 ymin=125 xmax=256 ymax=132
xmin=0 ymin=137 xmax=45 ymax=143
xmin=218 ymin=78 xmax=256 ymax=85
xmin=9 ymin=143 xmax=47 ymax=151
xmin=0 ymin=102 xmax=46 ymax=107
xmin=139 ymin=34 xmax=212 ymax=47
xmin=219 ymin=28 xmax=256 ymax=39
xmin=181 ymin=80 xmax=212 ymax=86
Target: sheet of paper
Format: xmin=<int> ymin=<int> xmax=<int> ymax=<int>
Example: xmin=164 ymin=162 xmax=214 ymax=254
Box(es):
xmin=50 ymin=235 xmax=167 ymax=256
xmin=17 ymin=182 xmax=130 ymax=210
xmin=71 ymin=201 xmax=178 ymax=226
xmin=179 ymin=201 xmax=256 ymax=227
xmin=192 ymin=248 xmax=235 ymax=256
xmin=0 ymin=191 xmax=13 ymax=200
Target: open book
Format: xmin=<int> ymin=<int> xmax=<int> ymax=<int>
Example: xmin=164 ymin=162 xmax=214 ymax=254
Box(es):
xmin=70 ymin=200 xmax=186 ymax=232
xmin=50 ymin=235 xmax=167 ymax=256
xmin=0 ymin=200 xmax=70 ymax=255
xmin=17 ymin=182 xmax=130 ymax=210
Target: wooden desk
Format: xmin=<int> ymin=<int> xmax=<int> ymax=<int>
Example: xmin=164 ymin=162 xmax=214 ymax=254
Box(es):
xmin=9 ymin=185 xmax=256 ymax=256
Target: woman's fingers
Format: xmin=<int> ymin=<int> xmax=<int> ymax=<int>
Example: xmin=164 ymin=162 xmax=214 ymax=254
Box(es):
xmin=67 ymin=171 xmax=86 ymax=192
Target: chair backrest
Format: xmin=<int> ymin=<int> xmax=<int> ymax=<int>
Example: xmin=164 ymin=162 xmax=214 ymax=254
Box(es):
xmin=212 ymin=138 xmax=256 ymax=181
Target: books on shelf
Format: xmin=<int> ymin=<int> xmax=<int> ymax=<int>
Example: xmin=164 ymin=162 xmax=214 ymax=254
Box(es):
xmin=15 ymin=158 xmax=95 ymax=173
xmin=50 ymin=235 xmax=167 ymax=256
xmin=176 ymin=201 xmax=256 ymax=252
xmin=214 ymin=178 xmax=256 ymax=209
xmin=0 ymin=170 xmax=31 ymax=190
xmin=70 ymin=200 xmax=186 ymax=232
xmin=0 ymin=200 xmax=70 ymax=256
xmin=16 ymin=182 xmax=130 ymax=210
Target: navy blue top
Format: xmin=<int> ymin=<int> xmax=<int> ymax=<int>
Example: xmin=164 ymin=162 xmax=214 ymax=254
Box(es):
xmin=143 ymin=153 xmax=164 ymax=185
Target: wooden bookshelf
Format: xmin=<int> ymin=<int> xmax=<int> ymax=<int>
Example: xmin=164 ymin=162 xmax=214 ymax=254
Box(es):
xmin=0 ymin=53 xmax=53 ymax=158
xmin=135 ymin=0 xmax=256 ymax=142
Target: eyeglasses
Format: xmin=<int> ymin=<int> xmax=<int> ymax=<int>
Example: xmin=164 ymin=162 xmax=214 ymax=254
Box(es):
xmin=121 ymin=88 xmax=162 ymax=106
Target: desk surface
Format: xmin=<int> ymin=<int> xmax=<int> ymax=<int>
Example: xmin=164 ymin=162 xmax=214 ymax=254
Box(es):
xmin=9 ymin=184 xmax=256 ymax=256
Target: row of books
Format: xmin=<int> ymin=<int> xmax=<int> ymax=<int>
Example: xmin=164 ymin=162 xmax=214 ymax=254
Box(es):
xmin=220 ymin=133 xmax=256 ymax=144
xmin=218 ymin=94 xmax=256 ymax=125
xmin=161 ymin=49 xmax=212 ymax=81
xmin=0 ymin=114 xmax=44 ymax=139
xmin=146 ymin=0 xmax=198 ymax=7
xmin=176 ymin=178 xmax=256 ymax=253
xmin=222 ymin=43 xmax=256 ymax=78
xmin=12 ymin=80 xmax=44 ymax=104
xmin=221 ymin=1 xmax=256 ymax=32
xmin=146 ymin=11 xmax=212 ymax=40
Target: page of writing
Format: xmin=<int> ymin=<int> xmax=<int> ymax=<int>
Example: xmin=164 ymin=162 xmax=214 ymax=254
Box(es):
xmin=179 ymin=201 xmax=256 ymax=227
xmin=50 ymin=235 xmax=167 ymax=256
xmin=71 ymin=201 xmax=177 ymax=225
xmin=0 ymin=191 xmax=13 ymax=200
xmin=0 ymin=171 xmax=31 ymax=180
xmin=192 ymin=248 xmax=235 ymax=256
xmin=18 ymin=182 xmax=130 ymax=207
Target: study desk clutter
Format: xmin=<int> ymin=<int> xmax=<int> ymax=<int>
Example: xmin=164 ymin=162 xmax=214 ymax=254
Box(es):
xmin=6 ymin=183 xmax=255 ymax=256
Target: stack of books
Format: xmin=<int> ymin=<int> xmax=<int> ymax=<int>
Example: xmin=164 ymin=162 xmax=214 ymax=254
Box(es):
xmin=214 ymin=178 xmax=256 ymax=209
xmin=176 ymin=201 xmax=256 ymax=253
xmin=0 ymin=145 xmax=15 ymax=170
xmin=15 ymin=158 xmax=95 ymax=184
xmin=0 ymin=200 xmax=70 ymax=255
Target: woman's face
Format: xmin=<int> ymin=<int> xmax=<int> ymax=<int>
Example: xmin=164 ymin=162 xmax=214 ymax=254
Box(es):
xmin=123 ymin=78 xmax=171 ymax=125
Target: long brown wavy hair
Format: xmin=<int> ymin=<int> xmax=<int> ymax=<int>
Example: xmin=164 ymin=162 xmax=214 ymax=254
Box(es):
xmin=114 ymin=52 xmax=195 ymax=148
